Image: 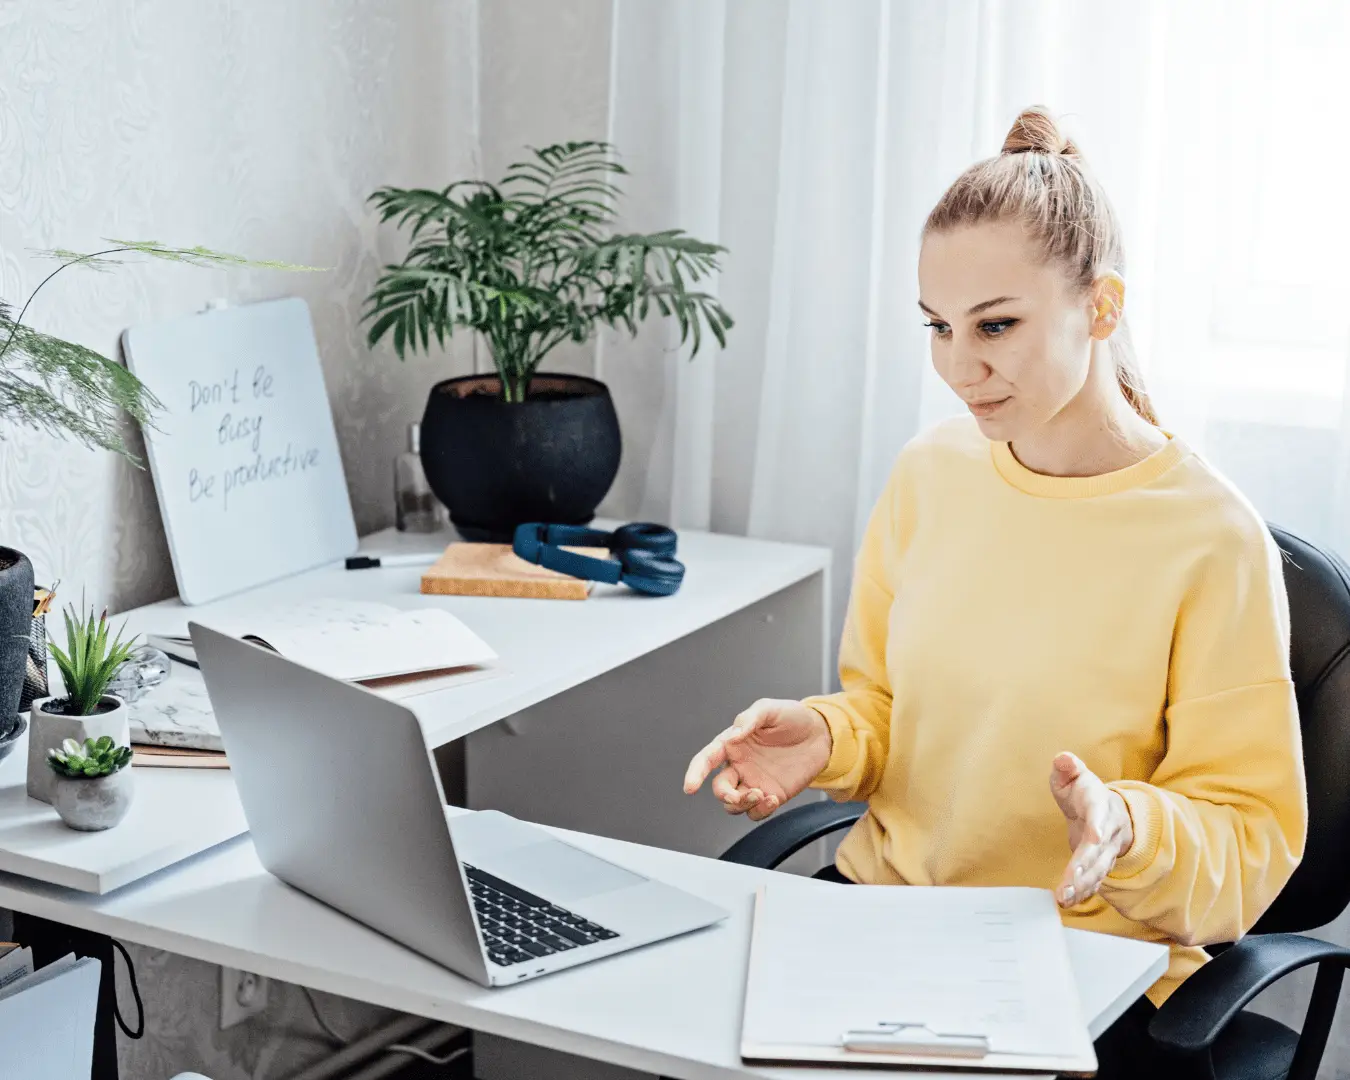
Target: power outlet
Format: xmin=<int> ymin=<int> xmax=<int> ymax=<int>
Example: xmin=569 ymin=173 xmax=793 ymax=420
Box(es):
xmin=220 ymin=967 xmax=269 ymax=1030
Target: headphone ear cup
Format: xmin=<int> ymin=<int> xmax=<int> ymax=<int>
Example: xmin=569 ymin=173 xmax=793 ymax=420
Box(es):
xmin=618 ymin=548 xmax=685 ymax=596
xmin=610 ymin=523 xmax=678 ymax=558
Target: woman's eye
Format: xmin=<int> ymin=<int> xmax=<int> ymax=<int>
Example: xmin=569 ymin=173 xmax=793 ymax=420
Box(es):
xmin=923 ymin=320 xmax=951 ymax=336
xmin=980 ymin=319 xmax=1016 ymax=337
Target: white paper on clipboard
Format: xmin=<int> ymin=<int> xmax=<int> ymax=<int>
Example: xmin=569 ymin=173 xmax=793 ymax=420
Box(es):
xmin=740 ymin=883 xmax=1097 ymax=1074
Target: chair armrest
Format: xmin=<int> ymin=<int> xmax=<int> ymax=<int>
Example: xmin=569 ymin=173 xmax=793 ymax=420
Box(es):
xmin=718 ymin=800 xmax=866 ymax=869
xmin=1149 ymin=933 xmax=1350 ymax=1054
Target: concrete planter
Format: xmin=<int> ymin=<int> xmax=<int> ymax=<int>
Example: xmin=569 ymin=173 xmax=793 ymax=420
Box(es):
xmin=50 ymin=767 xmax=134 ymax=831
xmin=26 ymin=695 xmax=130 ymax=805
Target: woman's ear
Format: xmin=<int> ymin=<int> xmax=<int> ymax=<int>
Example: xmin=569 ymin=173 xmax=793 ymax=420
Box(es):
xmin=1089 ymin=272 xmax=1126 ymax=340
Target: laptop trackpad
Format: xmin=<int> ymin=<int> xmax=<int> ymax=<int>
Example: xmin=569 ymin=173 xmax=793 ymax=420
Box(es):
xmin=482 ymin=841 xmax=645 ymax=904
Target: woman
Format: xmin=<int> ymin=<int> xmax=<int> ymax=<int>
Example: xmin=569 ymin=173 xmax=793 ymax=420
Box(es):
xmin=683 ymin=106 xmax=1307 ymax=1076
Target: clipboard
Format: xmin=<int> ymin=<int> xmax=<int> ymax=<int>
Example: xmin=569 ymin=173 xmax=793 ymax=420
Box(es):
xmin=738 ymin=885 xmax=1098 ymax=1074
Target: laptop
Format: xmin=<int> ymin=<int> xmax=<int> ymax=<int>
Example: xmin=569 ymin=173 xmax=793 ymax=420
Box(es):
xmin=190 ymin=622 xmax=728 ymax=987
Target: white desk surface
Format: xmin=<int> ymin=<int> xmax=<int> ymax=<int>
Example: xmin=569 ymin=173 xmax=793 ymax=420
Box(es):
xmin=121 ymin=524 xmax=831 ymax=747
xmin=0 ymin=726 xmax=245 ymax=894
xmin=0 ymin=525 xmax=827 ymax=895
xmin=0 ymin=813 xmax=1168 ymax=1080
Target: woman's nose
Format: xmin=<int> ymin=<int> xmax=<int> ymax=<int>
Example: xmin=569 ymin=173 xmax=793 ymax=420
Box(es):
xmin=945 ymin=342 xmax=990 ymax=390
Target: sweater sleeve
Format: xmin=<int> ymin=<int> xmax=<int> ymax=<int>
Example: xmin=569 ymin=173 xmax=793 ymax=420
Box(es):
xmin=803 ymin=457 xmax=908 ymax=803
xmin=1100 ymin=519 xmax=1308 ymax=947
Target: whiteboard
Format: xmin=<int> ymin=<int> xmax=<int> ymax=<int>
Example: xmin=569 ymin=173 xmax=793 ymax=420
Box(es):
xmin=122 ymin=297 xmax=358 ymax=605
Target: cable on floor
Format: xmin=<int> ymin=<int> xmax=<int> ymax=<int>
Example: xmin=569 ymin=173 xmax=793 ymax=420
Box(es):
xmin=302 ymin=985 xmax=472 ymax=1071
xmin=385 ymin=1043 xmax=470 ymax=1066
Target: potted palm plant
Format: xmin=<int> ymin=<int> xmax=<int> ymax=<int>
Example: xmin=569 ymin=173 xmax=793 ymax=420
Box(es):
xmin=46 ymin=736 xmax=135 ymax=831
xmin=363 ymin=141 xmax=734 ymax=541
xmin=0 ymin=242 xmax=312 ymax=731
xmin=26 ymin=602 xmax=138 ymax=805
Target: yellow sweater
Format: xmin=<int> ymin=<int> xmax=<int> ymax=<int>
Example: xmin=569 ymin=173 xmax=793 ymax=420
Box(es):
xmin=806 ymin=417 xmax=1307 ymax=1005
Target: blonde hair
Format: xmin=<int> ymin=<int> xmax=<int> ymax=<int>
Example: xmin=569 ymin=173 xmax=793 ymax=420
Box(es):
xmin=924 ymin=106 xmax=1157 ymax=425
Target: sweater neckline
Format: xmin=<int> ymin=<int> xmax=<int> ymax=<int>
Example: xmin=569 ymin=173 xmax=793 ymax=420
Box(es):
xmin=990 ymin=432 xmax=1189 ymax=498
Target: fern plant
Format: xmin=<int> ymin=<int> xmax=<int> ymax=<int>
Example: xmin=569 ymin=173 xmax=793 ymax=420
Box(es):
xmin=0 ymin=240 xmax=315 ymax=463
xmin=47 ymin=735 xmax=133 ymax=779
xmin=46 ymin=602 xmax=139 ymax=715
xmin=363 ymin=141 xmax=734 ymax=403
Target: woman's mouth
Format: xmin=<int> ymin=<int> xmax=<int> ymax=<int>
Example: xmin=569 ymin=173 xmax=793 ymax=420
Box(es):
xmin=967 ymin=397 xmax=1010 ymax=418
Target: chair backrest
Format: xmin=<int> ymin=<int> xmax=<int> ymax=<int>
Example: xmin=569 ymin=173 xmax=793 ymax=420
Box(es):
xmin=1251 ymin=524 xmax=1350 ymax=933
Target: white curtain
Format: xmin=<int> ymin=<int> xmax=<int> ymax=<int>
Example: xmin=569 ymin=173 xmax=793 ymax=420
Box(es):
xmin=602 ymin=0 xmax=1350 ymax=1047
xmin=601 ymin=0 xmax=1350 ymax=658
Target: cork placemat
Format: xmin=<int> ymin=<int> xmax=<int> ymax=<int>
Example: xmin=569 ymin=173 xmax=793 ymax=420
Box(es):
xmin=420 ymin=543 xmax=608 ymax=600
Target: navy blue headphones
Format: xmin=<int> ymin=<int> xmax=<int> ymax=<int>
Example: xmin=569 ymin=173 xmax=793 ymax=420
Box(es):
xmin=512 ymin=522 xmax=685 ymax=596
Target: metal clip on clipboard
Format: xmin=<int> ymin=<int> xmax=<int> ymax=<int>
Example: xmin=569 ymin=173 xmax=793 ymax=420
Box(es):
xmin=842 ymin=1022 xmax=991 ymax=1058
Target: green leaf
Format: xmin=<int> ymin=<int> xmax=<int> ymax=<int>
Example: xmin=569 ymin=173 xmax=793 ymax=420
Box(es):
xmin=362 ymin=140 xmax=733 ymax=392
xmin=2 ymin=241 xmax=317 ymax=460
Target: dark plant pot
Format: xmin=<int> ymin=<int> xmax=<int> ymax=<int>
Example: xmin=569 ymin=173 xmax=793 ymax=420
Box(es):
xmin=420 ymin=373 xmax=622 ymax=542
xmin=0 ymin=547 xmax=33 ymax=738
xmin=0 ymin=713 xmax=26 ymax=767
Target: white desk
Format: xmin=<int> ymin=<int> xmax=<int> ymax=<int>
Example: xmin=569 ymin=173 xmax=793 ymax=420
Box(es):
xmin=0 ymin=526 xmax=829 ymax=895
xmin=121 ymin=524 xmax=831 ymax=748
xmin=0 ymin=813 xmax=1168 ymax=1080
xmin=0 ymin=728 xmax=244 ymax=893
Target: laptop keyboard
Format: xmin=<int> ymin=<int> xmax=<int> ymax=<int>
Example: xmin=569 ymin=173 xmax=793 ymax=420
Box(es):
xmin=464 ymin=864 xmax=620 ymax=968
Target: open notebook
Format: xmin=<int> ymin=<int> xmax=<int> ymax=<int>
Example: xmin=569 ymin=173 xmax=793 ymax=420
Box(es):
xmin=741 ymin=883 xmax=1097 ymax=1074
xmin=148 ymin=599 xmax=497 ymax=682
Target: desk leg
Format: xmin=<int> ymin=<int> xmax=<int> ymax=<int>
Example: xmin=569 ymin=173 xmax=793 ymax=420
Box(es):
xmin=13 ymin=911 xmax=120 ymax=1080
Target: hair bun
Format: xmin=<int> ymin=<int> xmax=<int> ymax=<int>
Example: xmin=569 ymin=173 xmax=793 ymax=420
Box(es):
xmin=1001 ymin=105 xmax=1079 ymax=157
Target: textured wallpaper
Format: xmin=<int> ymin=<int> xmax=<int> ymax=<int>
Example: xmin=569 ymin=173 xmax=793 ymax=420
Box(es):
xmin=0 ymin=2 xmax=477 ymax=1077
xmin=0 ymin=0 xmax=478 ymax=613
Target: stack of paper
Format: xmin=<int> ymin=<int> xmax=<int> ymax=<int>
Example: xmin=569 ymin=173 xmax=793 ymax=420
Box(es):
xmin=0 ymin=945 xmax=101 ymax=1080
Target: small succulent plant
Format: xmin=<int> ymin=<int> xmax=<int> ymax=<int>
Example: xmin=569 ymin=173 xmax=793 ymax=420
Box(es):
xmin=47 ymin=736 xmax=133 ymax=779
xmin=47 ymin=601 xmax=139 ymax=715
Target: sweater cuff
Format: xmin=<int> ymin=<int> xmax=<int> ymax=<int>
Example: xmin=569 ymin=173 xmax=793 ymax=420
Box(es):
xmin=803 ymin=700 xmax=854 ymax=787
xmin=1106 ymin=783 xmax=1164 ymax=882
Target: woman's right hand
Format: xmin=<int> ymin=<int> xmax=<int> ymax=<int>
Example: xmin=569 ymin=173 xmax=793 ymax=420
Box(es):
xmin=682 ymin=699 xmax=834 ymax=821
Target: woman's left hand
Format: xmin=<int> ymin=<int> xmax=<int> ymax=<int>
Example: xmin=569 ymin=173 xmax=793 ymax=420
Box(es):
xmin=1049 ymin=751 xmax=1134 ymax=908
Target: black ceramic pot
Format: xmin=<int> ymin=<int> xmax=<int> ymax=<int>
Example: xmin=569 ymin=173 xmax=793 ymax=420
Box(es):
xmin=0 ymin=547 xmax=34 ymax=737
xmin=420 ymin=373 xmax=622 ymax=542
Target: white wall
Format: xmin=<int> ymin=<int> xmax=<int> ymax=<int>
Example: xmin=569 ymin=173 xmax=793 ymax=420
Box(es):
xmin=0 ymin=3 xmax=478 ymax=1076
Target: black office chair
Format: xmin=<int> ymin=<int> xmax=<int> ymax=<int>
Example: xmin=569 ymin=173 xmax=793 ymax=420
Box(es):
xmin=720 ymin=523 xmax=1350 ymax=1080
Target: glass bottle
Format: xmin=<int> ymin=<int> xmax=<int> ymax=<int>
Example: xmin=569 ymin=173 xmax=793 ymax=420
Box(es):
xmin=394 ymin=422 xmax=447 ymax=532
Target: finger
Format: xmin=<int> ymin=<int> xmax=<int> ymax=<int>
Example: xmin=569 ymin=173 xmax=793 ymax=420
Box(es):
xmin=727 ymin=702 xmax=772 ymax=741
xmin=720 ymin=780 xmax=764 ymax=815
xmin=725 ymin=788 xmax=765 ymax=816
xmin=711 ymin=766 xmax=744 ymax=804
xmin=1073 ymin=845 xmax=1120 ymax=903
xmin=1049 ymin=751 xmax=1083 ymax=794
xmin=746 ymin=793 xmax=781 ymax=822
xmin=683 ymin=731 xmax=735 ymax=793
xmin=1057 ymin=837 xmax=1105 ymax=906
xmin=686 ymin=704 xmax=772 ymax=793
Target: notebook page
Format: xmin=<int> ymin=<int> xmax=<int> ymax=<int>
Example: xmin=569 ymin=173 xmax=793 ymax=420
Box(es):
xmin=202 ymin=600 xmax=497 ymax=680
xmin=742 ymin=884 xmax=1091 ymax=1059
